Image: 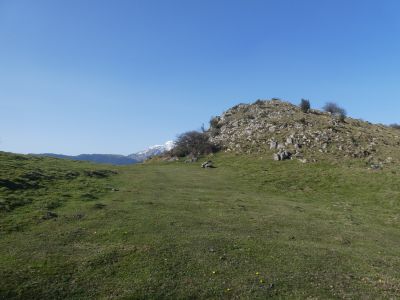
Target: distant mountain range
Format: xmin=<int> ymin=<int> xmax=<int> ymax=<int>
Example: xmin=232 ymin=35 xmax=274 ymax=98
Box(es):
xmin=35 ymin=153 xmax=139 ymax=165
xmin=34 ymin=141 xmax=174 ymax=165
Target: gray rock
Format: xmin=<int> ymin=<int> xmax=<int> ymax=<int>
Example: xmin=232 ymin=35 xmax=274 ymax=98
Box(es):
xmin=370 ymin=164 xmax=382 ymax=170
xmin=277 ymin=143 xmax=285 ymax=150
xmin=273 ymin=150 xmax=292 ymax=161
xmin=286 ymin=137 xmax=294 ymax=145
xmin=281 ymin=150 xmax=292 ymax=160
xmin=201 ymin=160 xmax=214 ymax=168
xmin=185 ymin=156 xmax=198 ymax=163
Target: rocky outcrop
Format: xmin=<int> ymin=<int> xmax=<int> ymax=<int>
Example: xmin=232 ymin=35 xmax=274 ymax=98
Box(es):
xmin=209 ymin=99 xmax=400 ymax=165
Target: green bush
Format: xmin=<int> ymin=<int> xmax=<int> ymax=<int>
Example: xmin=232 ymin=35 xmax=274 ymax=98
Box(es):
xmin=209 ymin=116 xmax=220 ymax=129
xmin=170 ymin=131 xmax=219 ymax=157
xmin=323 ymin=102 xmax=346 ymax=121
xmin=300 ymin=99 xmax=311 ymax=113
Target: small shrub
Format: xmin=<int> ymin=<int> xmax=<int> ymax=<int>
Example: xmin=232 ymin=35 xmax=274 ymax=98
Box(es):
xmin=84 ymin=170 xmax=117 ymax=178
xmin=44 ymin=200 xmax=61 ymax=210
xmin=42 ymin=211 xmax=58 ymax=220
xmin=299 ymin=99 xmax=311 ymax=113
xmin=94 ymin=203 xmax=106 ymax=209
xmin=323 ymin=102 xmax=346 ymax=121
xmin=170 ymin=131 xmax=219 ymax=157
xmin=81 ymin=193 xmax=98 ymax=201
xmin=0 ymin=197 xmax=32 ymax=212
xmin=210 ymin=127 xmax=220 ymax=137
xmin=209 ymin=116 xmax=221 ymax=129
xmin=298 ymin=117 xmax=307 ymax=125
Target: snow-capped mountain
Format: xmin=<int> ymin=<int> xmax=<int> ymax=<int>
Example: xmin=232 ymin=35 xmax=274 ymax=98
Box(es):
xmin=128 ymin=141 xmax=175 ymax=162
xmin=33 ymin=141 xmax=175 ymax=165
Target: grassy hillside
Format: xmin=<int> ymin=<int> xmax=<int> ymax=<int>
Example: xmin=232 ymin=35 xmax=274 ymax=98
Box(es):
xmin=1 ymin=151 xmax=400 ymax=299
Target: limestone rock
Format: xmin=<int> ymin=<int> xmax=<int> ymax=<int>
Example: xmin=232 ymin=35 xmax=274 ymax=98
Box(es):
xmin=208 ymin=98 xmax=400 ymax=165
xmin=201 ymin=160 xmax=214 ymax=168
xmin=273 ymin=150 xmax=292 ymax=161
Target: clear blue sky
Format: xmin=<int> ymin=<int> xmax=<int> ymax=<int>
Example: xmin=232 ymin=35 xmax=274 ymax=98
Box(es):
xmin=1 ymin=0 xmax=400 ymax=155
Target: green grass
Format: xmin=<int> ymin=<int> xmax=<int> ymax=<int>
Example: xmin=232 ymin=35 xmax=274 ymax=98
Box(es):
xmin=1 ymin=151 xmax=400 ymax=299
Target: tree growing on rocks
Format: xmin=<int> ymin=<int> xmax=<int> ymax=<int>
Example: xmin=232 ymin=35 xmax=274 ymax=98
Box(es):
xmin=323 ymin=102 xmax=346 ymax=121
xmin=299 ymin=99 xmax=311 ymax=113
xmin=209 ymin=116 xmax=222 ymax=137
xmin=170 ymin=131 xmax=218 ymax=157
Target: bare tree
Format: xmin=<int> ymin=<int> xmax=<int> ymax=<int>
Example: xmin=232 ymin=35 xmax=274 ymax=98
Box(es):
xmin=389 ymin=123 xmax=400 ymax=129
xmin=299 ymin=99 xmax=311 ymax=113
xmin=170 ymin=131 xmax=218 ymax=157
xmin=323 ymin=102 xmax=346 ymax=121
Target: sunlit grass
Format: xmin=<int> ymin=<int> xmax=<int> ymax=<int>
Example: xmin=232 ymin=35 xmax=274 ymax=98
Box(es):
xmin=1 ymin=151 xmax=400 ymax=298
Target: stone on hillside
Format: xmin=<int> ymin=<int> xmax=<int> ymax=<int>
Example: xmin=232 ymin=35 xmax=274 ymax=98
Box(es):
xmin=281 ymin=150 xmax=292 ymax=160
xmin=277 ymin=143 xmax=285 ymax=150
xmin=286 ymin=137 xmax=294 ymax=145
xmin=273 ymin=150 xmax=292 ymax=161
xmin=201 ymin=160 xmax=214 ymax=168
xmin=269 ymin=141 xmax=277 ymax=149
xmin=370 ymin=164 xmax=382 ymax=170
xmin=185 ymin=156 xmax=198 ymax=163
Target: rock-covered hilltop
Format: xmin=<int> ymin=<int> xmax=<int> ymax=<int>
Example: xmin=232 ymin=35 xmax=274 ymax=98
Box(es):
xmin=209 ymin=99 xmax=400 ymax=165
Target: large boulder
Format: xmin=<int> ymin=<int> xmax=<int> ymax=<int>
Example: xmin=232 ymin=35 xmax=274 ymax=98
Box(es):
xmin=273 ymin=150 xmax=292 ymax=161
xmin=269 ymin=141 xmax=278 ymax=149
xmin=201 ymin=160 xmax=214 ymax=168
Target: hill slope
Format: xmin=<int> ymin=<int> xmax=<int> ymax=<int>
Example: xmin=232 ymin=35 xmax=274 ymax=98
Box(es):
xmin=1 ymin=151 xmax=400 ymax=298
xmin=35 ymin=153 xmax=139 ymax=165
xmin=209 ymin=99 xmax=400 ymax=166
